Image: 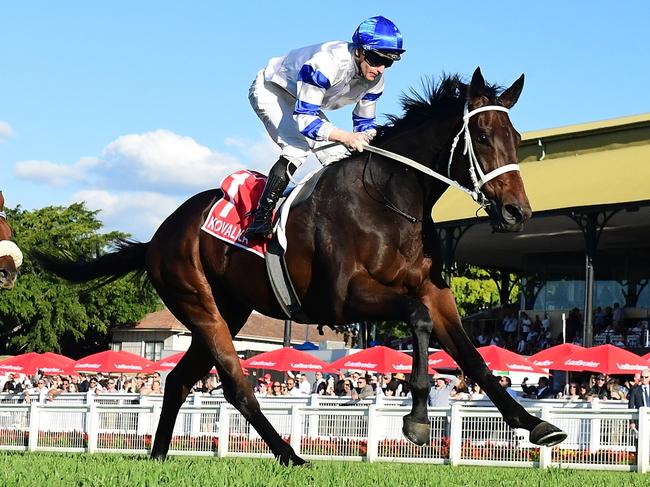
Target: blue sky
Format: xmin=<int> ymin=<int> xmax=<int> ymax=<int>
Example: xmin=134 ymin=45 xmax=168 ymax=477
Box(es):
xmin=1 ymin=2 xmax=649 ymax=240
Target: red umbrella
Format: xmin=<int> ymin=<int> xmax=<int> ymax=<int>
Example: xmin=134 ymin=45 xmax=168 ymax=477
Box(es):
xmin=152 ymin=352 xmax=185 ymax=372
xmin=74 ymin=350 xmax=154 ymax=373
xmin=477 ymin=346 xmax=549 ymax=375
xmin=152 ymin=352 xmax=248 ymax=375
xmin=428 ymin=350 xmax=458 ymax=369
xmin=428 ymin=346 xmax=547 ymax=375
xmin=242 ymin=347 xmax=336 ymax=372
xmin=0 ymin=352 xmax=76 ymax=375
xmin=528 ymin=343 xmax=585 ymax=370
xmin=558 ymin=344 xmax=649 ymax=374
xmin=329 ymin=346 xmax=429 ymax=374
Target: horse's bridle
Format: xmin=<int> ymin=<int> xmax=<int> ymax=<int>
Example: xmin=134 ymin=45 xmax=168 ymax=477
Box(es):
xmin=361 ymin=102 xmax=520 ymax=207
xmin=447 ymin=103 xmax=520 ymax=204
xmin=0 ymin=211 xmax=6 ymax=220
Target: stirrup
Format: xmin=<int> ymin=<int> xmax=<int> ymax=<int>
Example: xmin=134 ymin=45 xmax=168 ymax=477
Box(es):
xmin=244 ymin=215 xmax=273 ymax=240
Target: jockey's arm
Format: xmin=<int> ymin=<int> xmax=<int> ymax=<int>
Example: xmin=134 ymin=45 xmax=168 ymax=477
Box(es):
xmin=327 ymin=128 xmax=370 ymax=152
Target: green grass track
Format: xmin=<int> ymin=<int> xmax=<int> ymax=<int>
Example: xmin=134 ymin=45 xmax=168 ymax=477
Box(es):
xmin=0 ymin=452 xmax=647 ymax=487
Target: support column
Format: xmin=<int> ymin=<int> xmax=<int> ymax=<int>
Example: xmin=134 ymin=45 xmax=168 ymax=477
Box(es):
xmin=440 ymin=225 xmax=471 ymax=286
xmin=570 ymin=210 xmax=619 ymax=348
xmin=358 ymin=322 xmax=368 ymax=349
xmin=283 ymin=320 xmax=291 ymax=347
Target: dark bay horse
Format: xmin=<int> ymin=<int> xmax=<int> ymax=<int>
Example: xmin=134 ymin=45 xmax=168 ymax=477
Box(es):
xmin=0 ymin=192 xmax=22 ymax=289
xmin=33 ymin=68 xmax=566 ymax=465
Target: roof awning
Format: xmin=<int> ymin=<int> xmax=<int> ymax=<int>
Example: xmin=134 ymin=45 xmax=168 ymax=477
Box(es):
xmin=433 ymin=143 xmax=650 ymax=224
xmin=429 ymin=120 xmax=650 ymax=277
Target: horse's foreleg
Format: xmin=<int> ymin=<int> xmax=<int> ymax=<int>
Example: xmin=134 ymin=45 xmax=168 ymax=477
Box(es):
xmin=402 ymin=299 xmax=434 ymax=446
xmin=422 ymin=282 xmax=566 ymax=447
xmin=151 ymin=339 xmax=214 ymax=459
xmin=347 ymin=276 xmax=432 ymax=446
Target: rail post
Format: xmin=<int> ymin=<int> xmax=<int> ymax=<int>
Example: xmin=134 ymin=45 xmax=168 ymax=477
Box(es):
xmin=86 ymin=402 xmax=98 ymax=453
xmin=448 ymin=403 xmax=462 ymax=466
xmin=366 ymin=405 xmax=379 ymax=462
xmin=290 ymin=405 xmax=302 ymax=455
xmin=637 ymin=407 xmax=649 ymax=474
xmin=217 ymin=404 xmax=230 ymax=458
xmin=538 ymin=406 xmax=552 ymax=469
xmin=27 ymin=402 xmax=39 ymax=452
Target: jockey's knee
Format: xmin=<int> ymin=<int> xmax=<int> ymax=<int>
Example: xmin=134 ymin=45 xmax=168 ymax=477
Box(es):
xmin=279 ymin=148 xmax=308 ymax=175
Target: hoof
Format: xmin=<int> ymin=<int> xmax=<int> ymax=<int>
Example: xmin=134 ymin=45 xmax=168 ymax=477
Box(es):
xmin=277 ymin=453 xmax=309 ymax=467
xmin=530 ymin=421 xmax=567 ymax=447
xmin=402 ymin=416 xmax=430 ymax=446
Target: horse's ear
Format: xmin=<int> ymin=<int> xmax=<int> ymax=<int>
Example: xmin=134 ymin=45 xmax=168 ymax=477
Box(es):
xmin=498 ymin=74 xmax=525 ymax=109
xmin=468 ymin=67 xmax=487 ymax=100
xmin=0 ymin=192 xmax=4 ymax=208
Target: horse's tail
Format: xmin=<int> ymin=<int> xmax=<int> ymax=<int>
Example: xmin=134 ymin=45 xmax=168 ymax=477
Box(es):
xmin=31 ymin=239 xmax=148 ymax=284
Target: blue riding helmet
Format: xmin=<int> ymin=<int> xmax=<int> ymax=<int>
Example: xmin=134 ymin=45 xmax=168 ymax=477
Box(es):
xmin=352 ymin=16 xmax=405 ymax=59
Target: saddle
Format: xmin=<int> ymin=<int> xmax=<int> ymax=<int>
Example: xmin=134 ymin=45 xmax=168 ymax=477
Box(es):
xmin=201 ymin=167 xmax=326 ymax=322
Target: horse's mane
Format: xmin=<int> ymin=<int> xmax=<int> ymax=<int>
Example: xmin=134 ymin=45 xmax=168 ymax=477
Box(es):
xmin=374 ymin=73 xmax=501 ymax=143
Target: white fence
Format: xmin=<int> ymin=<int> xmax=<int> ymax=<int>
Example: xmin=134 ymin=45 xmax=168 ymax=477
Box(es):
xmin=0 ymin=393 xmax=647 ymax=472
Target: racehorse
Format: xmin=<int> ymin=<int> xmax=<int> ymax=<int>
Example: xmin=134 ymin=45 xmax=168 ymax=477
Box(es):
xmin=32 ymin=68 xmax=567 ymax=465
xmin=0 ymin=192 xmax=23 ymax=290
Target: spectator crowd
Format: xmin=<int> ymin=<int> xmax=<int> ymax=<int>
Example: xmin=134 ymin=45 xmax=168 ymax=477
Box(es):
xmin=473 ymin=303 xmax=649 ymax=356
xmin=248 ymin=370 xmax=412 ymax=400
xmin=0 ymin=371 xmax=164 ymax=402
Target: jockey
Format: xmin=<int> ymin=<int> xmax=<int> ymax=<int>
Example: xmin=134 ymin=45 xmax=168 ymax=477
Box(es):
xmin=245 ymin=16 xmax=405 ymax=240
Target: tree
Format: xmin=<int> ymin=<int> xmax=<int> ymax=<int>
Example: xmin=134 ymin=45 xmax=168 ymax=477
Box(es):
xmin=451 ymin=266 xmax=503 ymax=316
xmin=0 ymin=203 xmax=161 ymax=357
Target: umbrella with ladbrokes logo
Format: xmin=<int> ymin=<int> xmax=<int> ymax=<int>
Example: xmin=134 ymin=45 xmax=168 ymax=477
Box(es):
xmin=554 ymin=344 xmax=649 ymax=374
xmin=73 ymin=350 xmax=154 ymax=373
xmin=330 ymin=345 xmax=435 ymax=374
xmin=242 ymin=347 xmax=336 ymax=372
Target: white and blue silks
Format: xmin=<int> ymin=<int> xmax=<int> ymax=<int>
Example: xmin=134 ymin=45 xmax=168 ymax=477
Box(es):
xmin=249 ymin=41 xmax=383 ymax=169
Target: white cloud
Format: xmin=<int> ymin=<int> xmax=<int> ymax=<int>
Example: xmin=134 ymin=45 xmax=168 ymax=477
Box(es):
xmin=100 ymin=129 xmax=243 ymax=191
xmin=223 ymin=134 xmax=280 ymax=172
xmin=14 ymin=157 xmax=99 ymax=186
xmin=72 ymin=189 xmax=183 ymax=241
xmin=12 ymin=129 xmax=288 ymax=240
xmin=0 ymin=121 xmax=15 ymax=143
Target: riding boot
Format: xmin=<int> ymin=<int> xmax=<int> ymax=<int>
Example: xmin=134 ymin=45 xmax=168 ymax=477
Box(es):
xmin=244 ymin=156 xmax=291 ymax=240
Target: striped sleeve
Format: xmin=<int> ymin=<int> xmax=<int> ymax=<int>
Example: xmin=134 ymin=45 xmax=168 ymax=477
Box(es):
xmin=352 ymin=76 xmax=384 ymax=133
xmin=293 ymin=52 xmax=336 ymax=141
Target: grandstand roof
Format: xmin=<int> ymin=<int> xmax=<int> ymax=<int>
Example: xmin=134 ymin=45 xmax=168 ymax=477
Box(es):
xmin=431 ymin=113 xmax=650 ymax=277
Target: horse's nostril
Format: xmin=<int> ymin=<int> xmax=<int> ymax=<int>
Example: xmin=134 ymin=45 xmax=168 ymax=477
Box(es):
xmin=503 ymin=204 xmax=524 ymax=224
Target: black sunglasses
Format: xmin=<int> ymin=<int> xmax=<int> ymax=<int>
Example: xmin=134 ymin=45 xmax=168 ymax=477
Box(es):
xmin=363 ymin=50 xmax=395 ymax=68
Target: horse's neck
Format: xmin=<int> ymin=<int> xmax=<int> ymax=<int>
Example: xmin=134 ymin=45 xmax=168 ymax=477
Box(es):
xmin=375 ymin=117 xmax=460 ymax=210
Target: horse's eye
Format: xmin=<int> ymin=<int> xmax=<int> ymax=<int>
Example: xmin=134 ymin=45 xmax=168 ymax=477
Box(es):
xmin=477 ymin=133 xmax=490 ymax=145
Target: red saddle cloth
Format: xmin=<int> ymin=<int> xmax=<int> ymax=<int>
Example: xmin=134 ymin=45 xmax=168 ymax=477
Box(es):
xmin=201 ymin=169 xmax=270 ymax=257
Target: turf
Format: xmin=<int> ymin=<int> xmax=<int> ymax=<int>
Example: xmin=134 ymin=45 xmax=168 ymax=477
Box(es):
xmin=0 ymin=452 xmax=647 ymax=487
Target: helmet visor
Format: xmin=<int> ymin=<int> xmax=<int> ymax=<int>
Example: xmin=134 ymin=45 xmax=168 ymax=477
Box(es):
xmin=363 ymin=49 xmax=399 ymax=68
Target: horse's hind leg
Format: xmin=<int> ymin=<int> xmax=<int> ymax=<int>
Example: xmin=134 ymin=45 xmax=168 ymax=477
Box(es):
xmin=207 ymin=329 xmax=305 ymax=466
xmin=165 ymin=296 xmax=305 ymax=466
xmin=213 ymin=361 xmax=304 ymax=466
xmin=151 ymin=338 xmax=215 ymax=459
xmin=422 ymin=282 xmax=567 ymax=447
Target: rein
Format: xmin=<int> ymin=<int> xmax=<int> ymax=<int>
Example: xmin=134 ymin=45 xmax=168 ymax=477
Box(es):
xmin=362 ymin=153 xmax=421 ymax=223
xmin=315 ymin=102 xmax=521 ymax=221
